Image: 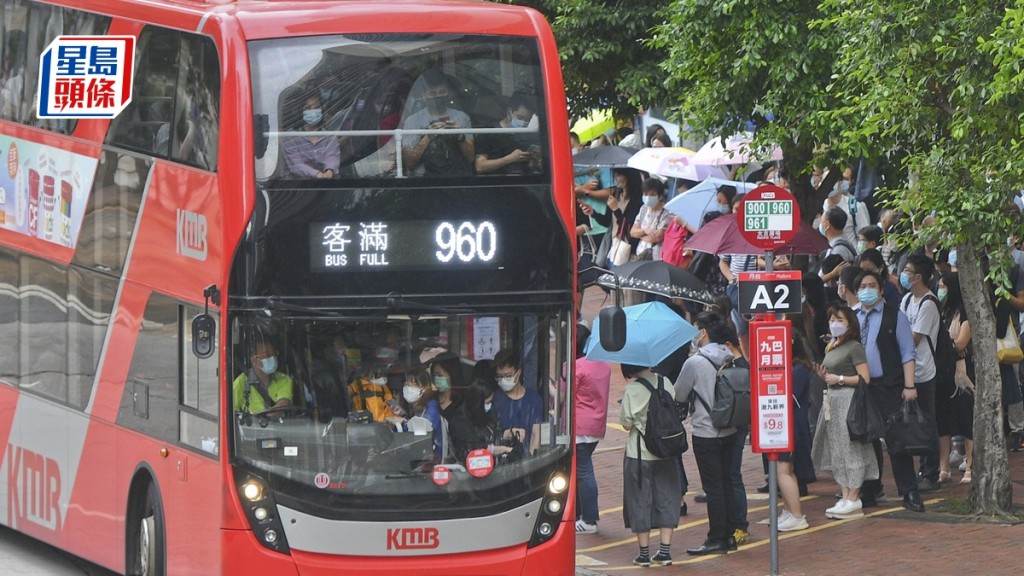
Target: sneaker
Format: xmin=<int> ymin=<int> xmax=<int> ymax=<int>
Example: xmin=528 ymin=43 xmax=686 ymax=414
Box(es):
xmin=733 ymin=529 xmax=750 ymax=545
xmin=831 ymin=498 xmax=864 ymax=519
xmin=632 ymin=553 xmax=651 ymax=567
xmin=575 ymin=520 xmax=598 ymax=534
xmin=777 ymin=513 xmax=809 ymax=532
xmin=825 ymin=499 xmax=847 ymax=518
xmin=651 ymin=552 xmax=673 ymax=566
xmin=757 ymin=509 xmax=792 ymax=525
xmin=959 ymin=460 xmax=968 ymax=472
xmin=694 ymin=492 xmax=708 ymax=503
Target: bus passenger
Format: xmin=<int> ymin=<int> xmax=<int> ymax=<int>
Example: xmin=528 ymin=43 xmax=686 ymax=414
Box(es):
xmin=400 ymin=69 xmax=474 ymax=176
xmin=389 ymin=368 xmax=446 ymax=466
xmin=491 ymin=348 xmax=543 ymax=456
xmin=309 ymin=335 xmax=353 ymax=421
xmin=284 ymin=94 xmax=341 ymax=179
xmin=232 ymin=338 xmax=294 ymax=413
xmin=348 ymin=361 xmax=395 ymax=422
xmin=474 ymin=92 xmax=537 ymax=175
xmin=461 ymin=378 xmax=515 ymax=462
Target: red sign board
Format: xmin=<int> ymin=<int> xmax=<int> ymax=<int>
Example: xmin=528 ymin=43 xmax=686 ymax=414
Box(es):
xmin=465 ymin=448 xmax=495 ymax=478
xmin=749 ymin=320 xmax=794 ymax=453
xmin=736 ymin=184 xmax=800 ymax=251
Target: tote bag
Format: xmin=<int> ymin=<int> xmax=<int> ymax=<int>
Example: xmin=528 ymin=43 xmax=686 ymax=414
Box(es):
xmin=997 ymin=327 xmax=1023 ymax=364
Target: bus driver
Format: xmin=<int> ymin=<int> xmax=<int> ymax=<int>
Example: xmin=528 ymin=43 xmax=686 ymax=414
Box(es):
xmin=232 ymin=337 xmax=295 ymax=413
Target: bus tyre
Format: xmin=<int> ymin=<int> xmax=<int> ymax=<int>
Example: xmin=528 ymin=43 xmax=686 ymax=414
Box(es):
xmin=128 ymin=483 xmax=165 ymax=576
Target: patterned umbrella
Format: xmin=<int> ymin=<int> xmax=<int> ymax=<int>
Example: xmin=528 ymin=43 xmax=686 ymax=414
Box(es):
xmin=597 ymin=260 xmax=714 ymax=305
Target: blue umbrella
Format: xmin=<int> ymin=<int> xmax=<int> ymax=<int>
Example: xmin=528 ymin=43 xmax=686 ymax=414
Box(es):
xmin=663 ymin=177 xmax=756 ymax=229
xmin=584 ymin=301 xmax=698 ymax=366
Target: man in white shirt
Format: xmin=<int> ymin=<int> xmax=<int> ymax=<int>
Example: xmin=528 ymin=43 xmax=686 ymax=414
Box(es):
xmin=821 ymin=172 xmax=870 ymax=247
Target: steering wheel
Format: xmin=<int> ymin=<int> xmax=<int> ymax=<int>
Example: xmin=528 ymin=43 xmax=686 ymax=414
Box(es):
xmin=250 ymin=405 xmax=311 ymax=421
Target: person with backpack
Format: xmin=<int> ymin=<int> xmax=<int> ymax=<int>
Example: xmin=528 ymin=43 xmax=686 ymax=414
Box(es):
xmin=673 ymin=312 xmax=743 ymax=555
xmin=620 ymin=362 xmax=681 ymax=567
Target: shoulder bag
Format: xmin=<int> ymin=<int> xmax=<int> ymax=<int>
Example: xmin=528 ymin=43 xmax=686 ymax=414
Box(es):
xmin=846 ymin=377 xmax=885 ymax=443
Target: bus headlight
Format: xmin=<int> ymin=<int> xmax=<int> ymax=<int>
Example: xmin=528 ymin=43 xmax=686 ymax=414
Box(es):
xmin=546 ymin=500 xmax=562 ymax=514
xmin=548 ymin=473 xmax=568 ymax=494
xmin=242 ymin=480 xmax=265 ymax=502
xmin=253 ymin=507 xmax=269 ymax=521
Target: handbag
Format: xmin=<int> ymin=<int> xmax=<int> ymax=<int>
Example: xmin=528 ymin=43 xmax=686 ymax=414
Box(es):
xmin=609 ymin=225 xmax=632 ymax=266
xmin=884 ymin=399 xmax=933 ymax=455
xmin=846 ymin=378 xmax=885 ymax=443
xmin=996 ymin=326 xmax=1023 ymax=364
xmin=594 ymin=230 xmax=612 ymax=268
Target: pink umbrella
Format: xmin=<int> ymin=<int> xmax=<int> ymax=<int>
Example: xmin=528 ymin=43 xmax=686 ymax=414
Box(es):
xmin=627 ymin=147 xmax=728 ymax=181
xmin=685 ymin=216 xmax=828 ymax=256
xmin=691 ymin=133 xmax=784 ymax=167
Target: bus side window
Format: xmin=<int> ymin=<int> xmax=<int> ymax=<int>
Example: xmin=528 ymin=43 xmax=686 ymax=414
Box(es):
xmin=107 ymin=27 xmax=180 ymax=155
xmin=170 ymin=34 xmax=220 ymax=171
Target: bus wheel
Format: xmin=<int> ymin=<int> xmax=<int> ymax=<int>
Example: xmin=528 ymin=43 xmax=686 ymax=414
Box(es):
xmin=129 ymin=483 xmax=165 ymax=576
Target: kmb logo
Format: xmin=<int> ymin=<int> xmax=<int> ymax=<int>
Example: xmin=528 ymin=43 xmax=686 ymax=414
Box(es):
xmin=386 ymin=527 xmax=439 ymax=550
xmin=177 ymin=208 xmax=208 ymax=261
xmin=7 ymin=444 xmax=63 ymax=532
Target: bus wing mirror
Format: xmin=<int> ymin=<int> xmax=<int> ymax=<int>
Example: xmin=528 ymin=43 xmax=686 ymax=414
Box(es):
xmin=598 ymin=306 xmax=626 ymax=352
xmin=254 ymin=114 xmax=269 ymax=159
xmin=191 ymin=314 xmax=217 ymax=359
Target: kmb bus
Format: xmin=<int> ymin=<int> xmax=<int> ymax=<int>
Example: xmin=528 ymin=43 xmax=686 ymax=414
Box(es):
xmin=0 ymin=1 xmax=578 ymax=574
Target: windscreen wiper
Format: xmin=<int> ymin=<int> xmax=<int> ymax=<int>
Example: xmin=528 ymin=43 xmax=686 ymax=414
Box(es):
xmin=385 ymin=293 xmax=470 ymax=315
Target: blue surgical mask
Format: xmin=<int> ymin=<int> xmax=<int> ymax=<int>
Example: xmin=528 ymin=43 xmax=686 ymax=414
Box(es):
xmin=259 ymin=356 xmax=278 ymax=375
xmin=510 ymin=117 xmax=529 ymax=128
xmin=948 ymin=249 xmax=958 ymax=268
xmin=818 ymin=221 xmax=826 ymax=235
xmin=303 ymin=108 xmax=323 ymax=125
xmin=643 ymin=195 xmax=659 ymax=208
xmin=858 ymin=288 xmax=880 ymax=307
xmin=900 ymin=272 xmax=913 ymax=290
xmin=857 ymin=240 xmax=867 ymax=254
xmin=718 ymin=202 xmax=730 ymax=213
xmin=937 ymin=288 xmax=948 ymax=303
xmin=433 ymin=375 xmax=450 ymax=393
xmin=839 ymin=180 xmax=850 ymax=195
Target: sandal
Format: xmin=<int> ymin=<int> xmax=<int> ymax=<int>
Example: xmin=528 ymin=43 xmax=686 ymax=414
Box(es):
xmin=960 ymin=470 xmax=972 ymax=484
xmin=938 ymin=470 xmax=951 ymax=483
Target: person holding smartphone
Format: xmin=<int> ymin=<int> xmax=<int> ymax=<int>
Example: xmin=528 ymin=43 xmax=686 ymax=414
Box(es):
xmin=401 ymin=68 xmax=474 ymax=176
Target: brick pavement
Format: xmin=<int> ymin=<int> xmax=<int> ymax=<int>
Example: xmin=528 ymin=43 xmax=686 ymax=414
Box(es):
xmin=574 ymin=286 xmax=1024 ymax=576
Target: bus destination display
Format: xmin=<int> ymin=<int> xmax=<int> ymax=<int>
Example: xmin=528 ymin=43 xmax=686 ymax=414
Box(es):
xmin=309 ymin=220 xmax=500 ymax=271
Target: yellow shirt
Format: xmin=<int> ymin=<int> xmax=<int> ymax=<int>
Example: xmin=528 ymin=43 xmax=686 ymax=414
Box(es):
xmin=232 ymin=371 xmax=294 ymax=412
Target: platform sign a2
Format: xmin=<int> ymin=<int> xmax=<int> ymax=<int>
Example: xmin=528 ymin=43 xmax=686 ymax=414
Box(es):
xmin=750 ymin=320 xmax=793 ymax=453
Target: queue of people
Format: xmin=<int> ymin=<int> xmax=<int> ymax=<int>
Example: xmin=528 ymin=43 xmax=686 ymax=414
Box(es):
xmin=573 ymin=142 xmax=1024 ymax=566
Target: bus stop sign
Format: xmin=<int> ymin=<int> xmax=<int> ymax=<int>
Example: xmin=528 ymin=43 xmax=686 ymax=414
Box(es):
xmin=737 ymin=271 xmax=803 ymax=315
xmin=749 ymin=320 xmax=794 ymax=453
xmin=737 ymin=184 xmax=800 ymax=251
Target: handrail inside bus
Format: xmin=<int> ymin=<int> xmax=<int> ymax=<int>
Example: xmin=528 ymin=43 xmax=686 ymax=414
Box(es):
xmin=265 ymin=126 xmax=540 ymax=178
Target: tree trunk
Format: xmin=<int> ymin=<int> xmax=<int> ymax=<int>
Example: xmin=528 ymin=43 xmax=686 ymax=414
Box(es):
xmin=959 ymin=244 xmax=1014 ymax=515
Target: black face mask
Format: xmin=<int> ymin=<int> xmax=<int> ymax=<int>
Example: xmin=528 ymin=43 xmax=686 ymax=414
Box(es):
xmin=426 ymin=95 xmax=448 ymax=115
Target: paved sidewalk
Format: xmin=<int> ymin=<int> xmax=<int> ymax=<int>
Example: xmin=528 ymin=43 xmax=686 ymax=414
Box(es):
xmin=575 ymin=287 xmax=1024 ymax=576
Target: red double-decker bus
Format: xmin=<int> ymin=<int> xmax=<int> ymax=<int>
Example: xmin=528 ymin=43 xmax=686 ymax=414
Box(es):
xmin=0 ymin=1 xmax=577 ymax=574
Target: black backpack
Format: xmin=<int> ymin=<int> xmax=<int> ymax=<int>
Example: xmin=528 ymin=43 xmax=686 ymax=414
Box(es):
xmin=635 ymin=376 xmax=688 ymax=457
xmin=695 ymin=355 xmax=751 ymax=429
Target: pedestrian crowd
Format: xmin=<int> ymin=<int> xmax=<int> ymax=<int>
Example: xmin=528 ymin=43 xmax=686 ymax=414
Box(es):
xmin=572 ymin=127 xmax=1024 ymax=567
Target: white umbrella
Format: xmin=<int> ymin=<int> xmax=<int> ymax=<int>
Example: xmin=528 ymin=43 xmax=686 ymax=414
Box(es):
xmin=627 ymin=147 xmax=728 ymax=181
xmin=663 ymin=177 xmax=756 ymax=229
xmin=691 ymin=132 xmax=783 ymax=167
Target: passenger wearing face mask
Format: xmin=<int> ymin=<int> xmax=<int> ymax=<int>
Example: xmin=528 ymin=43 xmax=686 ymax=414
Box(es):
xmin=347 ymin=360 xmax=396 ymax=423
xmin=474 ymin=92 xmax=538 ymax=175
xmin=232 ymin=338 xmax=294 ymax=413
xmin=630 ymin=178 xmax=672 ymax=261
xmin=821 ymin=164 xmax=869 ymax=247
xmin=389 ymin=369 xmax=446 ymax=466
xmin=490 ymin=348 xmax=543 ymax=456
xmin=283 ymin=93 xmax=341 ymax=179
xmin=572 ymin=323 xmax=612 ymax=534
xmin=401 ymin=68 xmax=474 ymax=177
xmin=853 ymin=269 xmax=923 ymax=512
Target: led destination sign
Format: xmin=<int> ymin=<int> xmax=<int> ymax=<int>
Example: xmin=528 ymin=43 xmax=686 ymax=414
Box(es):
xmin=309 ymin=220 xmax=500 ymax=271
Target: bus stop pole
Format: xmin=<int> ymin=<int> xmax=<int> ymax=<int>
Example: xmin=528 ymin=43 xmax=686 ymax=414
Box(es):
xmin=763 ymin=250 xmax=779 ymax=576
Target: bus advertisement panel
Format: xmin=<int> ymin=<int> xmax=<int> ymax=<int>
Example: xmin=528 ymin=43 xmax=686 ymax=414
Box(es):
xmin=0 ymin=1 xmax=576 ymax=575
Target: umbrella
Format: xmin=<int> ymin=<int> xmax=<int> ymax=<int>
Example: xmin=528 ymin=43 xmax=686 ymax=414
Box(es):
xmin=691 ymin=132 xmax=783 ymax=167
xmin=663 ymin=177 xmax=757 ymax=230
xmin=584 ymin=301 xmax=698 ymax=366
xmin=571 ymin=110 xmax=614 ymax=143
xmin=572 ymin=145 xmax=640 ymax=168
xmin=596 ymin=260 xmax=714 ymax=305
xmin=627 ymin=147 xmax=728 ymax=181
xmin=684 ymin=215 xmax=829 ymax=256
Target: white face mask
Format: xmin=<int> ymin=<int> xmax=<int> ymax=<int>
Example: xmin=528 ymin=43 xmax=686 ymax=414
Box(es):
xmin=498 ymin=376 xmax=517 ymax=392
xmin=484 ymin=401 xmax=493 ymax=413
xmin=114 ymin=169 xmax=140 ymax=189
xmin=829 ymin=321 xmax=848 ymax=338
xmin=402 ymin=386 xmax=423 ymax=404
xmin=371 ymin=376 xmax=387 ymax=386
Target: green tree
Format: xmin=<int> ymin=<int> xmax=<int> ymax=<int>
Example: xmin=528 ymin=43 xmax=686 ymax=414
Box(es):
xmin=818 ymin=0 xmax=1024 ymax=516
xmin=509 ymin=0 xmax=670 ymax=119
xmin=648 ymin=0 xmax=849 ymax=217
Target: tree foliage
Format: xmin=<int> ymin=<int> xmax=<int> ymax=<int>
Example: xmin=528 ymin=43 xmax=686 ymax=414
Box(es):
xmin=509 ymin=0 xmax=669 ymax=119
